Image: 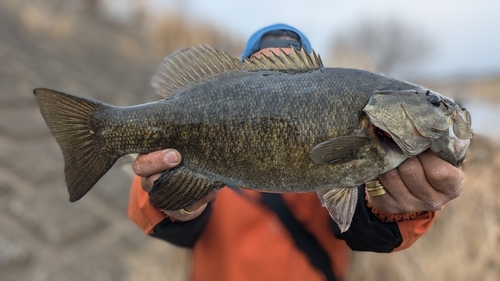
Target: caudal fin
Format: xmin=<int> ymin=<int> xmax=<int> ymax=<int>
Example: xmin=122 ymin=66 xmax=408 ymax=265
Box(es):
xmin=34 ymin=88 xmax=119 ymax=202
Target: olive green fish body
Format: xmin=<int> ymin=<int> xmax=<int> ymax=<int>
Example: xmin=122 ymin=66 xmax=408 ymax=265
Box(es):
xmin=173 ymin=69 xmax=401 ymax=191
xmin=34 ymin=46 xmax=472 ymax=232
xmin=94 ymin=68 xmax=407 ymax=192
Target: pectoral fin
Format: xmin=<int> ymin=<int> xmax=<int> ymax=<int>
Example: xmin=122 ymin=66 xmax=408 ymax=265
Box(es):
xmin=317 ymin=187 xmax=358 ymax=233
xmin=309 ymin=136 xmax=371 ymax=164
xmin=148 ymin=166 xmax=225 ymax=210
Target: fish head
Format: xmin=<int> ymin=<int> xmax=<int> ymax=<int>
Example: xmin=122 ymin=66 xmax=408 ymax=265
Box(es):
xmin=363 ymin=89 xmax=472 ymax=166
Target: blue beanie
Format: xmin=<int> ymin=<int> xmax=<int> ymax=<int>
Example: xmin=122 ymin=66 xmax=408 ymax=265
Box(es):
xmin=241 ymin=23 xmax=312 ymax=60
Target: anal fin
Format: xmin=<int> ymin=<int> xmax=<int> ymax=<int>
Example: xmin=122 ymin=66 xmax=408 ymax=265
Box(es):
xmin=148 ymin=166 xmax=225 ymax=210
xmin=317 ymin=187 xmax=358 ymax=233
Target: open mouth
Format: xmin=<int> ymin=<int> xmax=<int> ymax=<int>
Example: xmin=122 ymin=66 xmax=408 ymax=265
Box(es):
xmin=372 ymin=124 xmax=403 ymax=155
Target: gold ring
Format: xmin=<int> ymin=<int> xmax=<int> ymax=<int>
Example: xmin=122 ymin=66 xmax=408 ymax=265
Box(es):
xmin=179 ymin=208 xmax=194 ymax=216
xmin=365 ymin=180 xmax=387 ymax=197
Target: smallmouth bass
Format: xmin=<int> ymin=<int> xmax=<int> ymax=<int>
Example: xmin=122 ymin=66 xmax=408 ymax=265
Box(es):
xmin=34 ymin=46 xmax=472 ymax=232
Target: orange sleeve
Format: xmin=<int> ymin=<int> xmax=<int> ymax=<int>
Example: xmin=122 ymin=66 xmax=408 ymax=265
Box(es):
xmin=393 ymin=211 xmax=437 ymax=251
xmin=128 ymin=175 xmax=169 ymax=234
xmin=366 ymin=197 xmax=437 ymax=251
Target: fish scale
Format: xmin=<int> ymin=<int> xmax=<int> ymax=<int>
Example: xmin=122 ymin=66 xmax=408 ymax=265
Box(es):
xmin=33 ymin=46 xmax=472 ymax=232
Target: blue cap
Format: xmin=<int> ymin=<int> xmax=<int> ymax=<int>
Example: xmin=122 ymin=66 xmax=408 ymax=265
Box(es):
xmin=241 ymin=23 xmax=312 ymax=60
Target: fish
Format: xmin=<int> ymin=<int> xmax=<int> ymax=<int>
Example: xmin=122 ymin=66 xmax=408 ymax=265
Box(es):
xmin=33 ymin=46 xmax=473 ymax=232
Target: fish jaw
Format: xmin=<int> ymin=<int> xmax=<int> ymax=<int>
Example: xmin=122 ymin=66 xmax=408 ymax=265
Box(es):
xmin=368 ymin=104 xmax=472 ymax=167
xmin=370 ymin=112 xmax=431 ymax=158
xmin=451 ymin=109 xmax=473 ymax=163
xmin=368 ymin=107 xmax=470 ymax=167
xmin=430 ymin=108 xmax=472 ymax=166
xmin=362 ymin=90 xmax=437 ymax=160
xmin=363 ymin=88 xmax=473 ymax=167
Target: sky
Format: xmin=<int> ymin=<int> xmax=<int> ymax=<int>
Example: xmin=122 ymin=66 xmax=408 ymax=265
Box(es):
xmin=146 ymin=0 xmax=500 ymax=79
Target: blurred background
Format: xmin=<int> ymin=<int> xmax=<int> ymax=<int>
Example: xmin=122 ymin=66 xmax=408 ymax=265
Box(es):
xmin=0 ymin=0 xmax=499 ymax=280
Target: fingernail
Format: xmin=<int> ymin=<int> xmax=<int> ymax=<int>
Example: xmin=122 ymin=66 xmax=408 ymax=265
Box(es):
xmin=164 ymin=150 xmax=179 ymax=164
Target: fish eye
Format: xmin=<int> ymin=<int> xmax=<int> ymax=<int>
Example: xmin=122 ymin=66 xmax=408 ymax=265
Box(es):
xmin=427 ymin=95 xmax=441 ymax=106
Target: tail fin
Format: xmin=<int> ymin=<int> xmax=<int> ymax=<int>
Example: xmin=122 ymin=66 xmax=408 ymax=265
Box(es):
xmin=34 ymin=88 xmax=120 ymax=202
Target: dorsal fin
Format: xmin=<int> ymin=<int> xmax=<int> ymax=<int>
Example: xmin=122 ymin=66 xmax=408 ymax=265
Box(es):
xmin=244 ymin=47 xmax=323 ymax=70
xmin=151 ymin=46 xmax=244 ymax=98
xmin=151 ymin=45 xmax=323 ymax=99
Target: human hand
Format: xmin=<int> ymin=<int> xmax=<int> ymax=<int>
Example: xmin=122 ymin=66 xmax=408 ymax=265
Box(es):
xmin=132 ymin=149 xmax=219 ymax=221
xmin=367 ymin=150 xmax=464 ymax=213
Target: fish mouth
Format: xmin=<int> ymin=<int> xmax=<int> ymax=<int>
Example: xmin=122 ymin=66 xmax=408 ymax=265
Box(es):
xmin=362 ymin=115 xmax=403 ymax=155
xmin=371 ymin=124 xmax=404 ymax=155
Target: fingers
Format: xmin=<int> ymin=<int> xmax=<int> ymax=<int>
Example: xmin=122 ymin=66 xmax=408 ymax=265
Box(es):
xmin=418 ymin=150 xmax=464 ymax=200
xmin=132 ymin=149 xmax=182 ymax=192
xmin=132 ymin=149 xmax=182 ymax=177
xmin=162 ymin=189 xmax=221 ymax=221
xmin=369 ymin=166 xmax=429 ymax=213
xmin=368 ymin=150 xmax=464 ymax=213
xmin=162 ymin=204 xmax=208 ymax=221
xmin=389 ymin=156 xmax=442 ymax=210
xmin=140 ymin=174 xmax=160 ymax=193
xmin=182 ymin=189 xmax=220 ymax=212
xmin=131 ymin=148 xmax=220 ymax=221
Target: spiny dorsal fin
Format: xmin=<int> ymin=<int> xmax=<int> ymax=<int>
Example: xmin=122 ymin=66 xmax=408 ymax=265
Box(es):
xmin=244 ymin=47 xmax=323 ymax=70
xmin=151 ymin=45 xmax=246 ymax=98
xmin=151 ymin=45 xmax=323 ymax=99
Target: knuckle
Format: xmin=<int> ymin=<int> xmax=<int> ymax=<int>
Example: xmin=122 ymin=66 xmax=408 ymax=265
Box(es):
xmin=427 ymin=165 xmax=454 ymax=183
xmin=397 ymin=162 xmax=421 ymax=181
xmin=427 ymin=166 xmax=464 ymax=197
xmin=445 ymin=186 xmax=462 ymax=199
xmin=131 ymin=160 xmax=143 ymax=175
xmin=422 ymin=200 xmax=442 ymax=211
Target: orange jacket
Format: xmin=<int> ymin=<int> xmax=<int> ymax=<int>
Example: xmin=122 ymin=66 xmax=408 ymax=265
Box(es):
xmin=128 ymin=176 xmax=436 ymax=281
